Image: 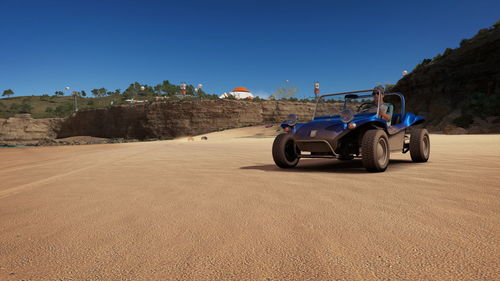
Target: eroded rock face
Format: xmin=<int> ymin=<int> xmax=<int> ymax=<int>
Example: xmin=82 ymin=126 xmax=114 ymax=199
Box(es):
xmin=0 ymin=114 xmax=62 ymax=146
xmin=2 ymin=101 xmax=322 ymax=145
xmin=261 ymin=101 xmax=316 ymax=123
xmin=143 ymin=100 xmax=264 ymax=138
xmin=57 ymin=105 xmax=149 ymax=139
xmin=56 ymin=100 xmax=318 ymax=140
xmin=57 ymin=100 xmax=261 ymax=139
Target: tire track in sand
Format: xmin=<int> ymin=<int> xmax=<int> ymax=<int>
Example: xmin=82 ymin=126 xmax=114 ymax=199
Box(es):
xmin=0 ymin=145 xmax=160 ymax=199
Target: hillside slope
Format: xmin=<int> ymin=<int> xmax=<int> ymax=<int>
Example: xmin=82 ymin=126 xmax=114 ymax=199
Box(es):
xmin=393 ymin=24 xmax=500 ymax=133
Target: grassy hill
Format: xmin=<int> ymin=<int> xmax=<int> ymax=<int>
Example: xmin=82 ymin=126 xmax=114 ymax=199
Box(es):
xmin=0 ymin=80 xmax=220 ymax=119
xmin=0 ymin=95 xmax=128 ymax=119
xmin=0 ymin=94 xmax=312 ymax=120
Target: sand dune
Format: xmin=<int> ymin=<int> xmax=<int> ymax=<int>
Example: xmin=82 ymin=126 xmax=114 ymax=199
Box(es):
xmin=0 ymin=125 xmax=499 ymax=280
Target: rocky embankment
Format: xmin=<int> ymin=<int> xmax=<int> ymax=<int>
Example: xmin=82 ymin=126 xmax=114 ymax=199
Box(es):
xmin=0 ymin=100 xmax=322 ymax=146
xmin=56 ymin=100 xmax=320 ymax=140
xmin=0 ymin=114 xmax=62 ymax=146
xmin=393 ymin=26 xmax=500 ymax=133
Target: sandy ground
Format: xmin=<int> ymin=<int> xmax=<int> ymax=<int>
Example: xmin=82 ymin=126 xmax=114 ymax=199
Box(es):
xmin=0 ymin=126 xmax=499 ymax=281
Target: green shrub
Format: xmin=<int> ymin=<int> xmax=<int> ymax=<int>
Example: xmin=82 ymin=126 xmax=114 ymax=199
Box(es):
xmin=9 ymin=103 xmax=20 ymax=112
xmin=442 ymin=48 xmax=453 ymax=57
xmin=477 ymin=28 xmax=489 ymax=35
xmin=494 ymin=20 xmax=500 ymax=29
xmin=412 ymin=58 xmax=432 ymax=72
xmin=18 ymin=102 xmax=33 ymax=113
xmin=385 ymin=84 xmax=396 ymax=92
xmin=54 ymin=102 xmax=74 ymax=117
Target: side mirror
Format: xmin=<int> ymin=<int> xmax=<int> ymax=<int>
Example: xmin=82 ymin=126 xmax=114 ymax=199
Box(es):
xmin=286 ymin=114 xmax=298 ymax=126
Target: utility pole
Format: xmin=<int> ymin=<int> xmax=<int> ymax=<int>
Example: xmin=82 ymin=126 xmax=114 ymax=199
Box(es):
xmin=72 ymin=91 xmax=78 ymax=112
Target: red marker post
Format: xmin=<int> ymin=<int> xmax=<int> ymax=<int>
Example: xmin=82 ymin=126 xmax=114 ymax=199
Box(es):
xmin=180 ymin=82 xmax=187 ymax=96
xmin=314 ymin=82 xmax=320 ymax=97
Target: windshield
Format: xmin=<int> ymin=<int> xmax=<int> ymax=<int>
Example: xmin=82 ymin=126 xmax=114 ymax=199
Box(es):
xmin=313 ymin=93 xmax=379 ymax=119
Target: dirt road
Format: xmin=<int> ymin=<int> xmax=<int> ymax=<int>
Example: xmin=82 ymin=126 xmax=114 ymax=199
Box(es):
xmin=1 ymin=127 xmax=499 ymax=280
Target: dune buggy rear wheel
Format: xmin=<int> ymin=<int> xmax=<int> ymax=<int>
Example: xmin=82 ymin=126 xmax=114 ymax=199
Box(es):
xmin=410 ymin=129 xmax=430 ymax=162
xmin=361 ymin=129 xmax=390 ymax=172
xmin=272 ymin=133 xmax=299 ymax=168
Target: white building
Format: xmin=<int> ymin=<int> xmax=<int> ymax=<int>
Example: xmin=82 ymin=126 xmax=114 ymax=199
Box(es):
xmin=219 ymin=87 xmax=254 ymax=99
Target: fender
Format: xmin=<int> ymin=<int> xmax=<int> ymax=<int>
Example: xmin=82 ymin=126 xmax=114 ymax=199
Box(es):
xmin=403 ymin=112 xmax=425 ymax=127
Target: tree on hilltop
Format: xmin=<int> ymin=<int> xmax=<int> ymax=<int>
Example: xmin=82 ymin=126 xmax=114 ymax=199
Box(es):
xmin=159 ymin=80 xmax=180 ymax=96
xmin=122 ymin=82 xmax=152 ymax=98
xmin=154 ymin=85 xmax=163 ymax=96
xmin=91 ymin=88 xmax=107 ymax=97
xmin=2 ymin=89 xmax=14 ymax=97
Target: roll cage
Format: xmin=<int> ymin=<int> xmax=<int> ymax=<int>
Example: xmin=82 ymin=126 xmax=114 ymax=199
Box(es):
xmin=312 ymin=89 xmax=406 ymax=120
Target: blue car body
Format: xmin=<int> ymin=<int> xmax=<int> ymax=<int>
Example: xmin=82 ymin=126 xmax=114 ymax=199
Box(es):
xmin=280 ymin=92 xmax=425 ymax=158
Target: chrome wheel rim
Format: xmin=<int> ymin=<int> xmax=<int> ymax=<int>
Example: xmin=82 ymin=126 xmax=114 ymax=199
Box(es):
xmin=377 ymin=137 xmax=388 ymax=167
xmin=423 ymin=135 xmax=430 ymax=158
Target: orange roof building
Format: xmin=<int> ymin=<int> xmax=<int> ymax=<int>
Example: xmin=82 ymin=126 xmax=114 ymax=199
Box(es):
xmin=219 ymin=87 xmax=254 ymax=99
xmin=231 ymin=87 xmax=250 ymax=93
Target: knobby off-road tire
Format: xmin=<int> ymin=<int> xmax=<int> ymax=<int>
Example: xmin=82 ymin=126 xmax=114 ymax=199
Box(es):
xmin=361 ymin=129 xmax=390 ymax=172
xmin=410 ymin=128 xmax=430 ymax=162
xmin=272 ymin=133 xmax=299 ymax=168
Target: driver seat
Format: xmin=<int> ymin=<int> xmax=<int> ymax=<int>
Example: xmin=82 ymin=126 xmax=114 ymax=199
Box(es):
xmin=391 ymin=114 xmax=401 ymax=125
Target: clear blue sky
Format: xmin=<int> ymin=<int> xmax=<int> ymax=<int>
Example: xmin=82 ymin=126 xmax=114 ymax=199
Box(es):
xmin=1 ymin=0 xmax=499 ymax=98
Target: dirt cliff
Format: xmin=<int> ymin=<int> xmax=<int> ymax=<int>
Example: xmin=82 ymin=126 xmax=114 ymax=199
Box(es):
xmin=0 ymin=114 xmax=62 ymax=146
xmin=0 ymin=100 xmax=323 ymax=145
xmin=56 ymin=100 xmax=318 ymax=140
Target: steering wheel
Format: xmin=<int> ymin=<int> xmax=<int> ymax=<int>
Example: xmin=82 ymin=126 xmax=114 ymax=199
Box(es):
xmin=357 ymin=102 xmax=374 ymax=113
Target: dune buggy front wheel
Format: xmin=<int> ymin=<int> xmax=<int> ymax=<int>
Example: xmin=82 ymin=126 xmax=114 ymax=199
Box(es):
xmin=272 ymin=133 xmax=299 ymax=168
xmin=361 ymin=129 xmax=390 ymax=172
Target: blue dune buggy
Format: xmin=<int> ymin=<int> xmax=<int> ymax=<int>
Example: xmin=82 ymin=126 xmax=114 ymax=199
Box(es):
xmin=272 ymin=89 xmax=430 ymax=172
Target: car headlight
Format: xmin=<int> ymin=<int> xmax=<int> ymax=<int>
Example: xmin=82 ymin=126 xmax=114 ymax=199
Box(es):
xmin=340 ymin=109 xmax=354 ymax=123
xmin=286 ymin=114 xmax=298 ymax=126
